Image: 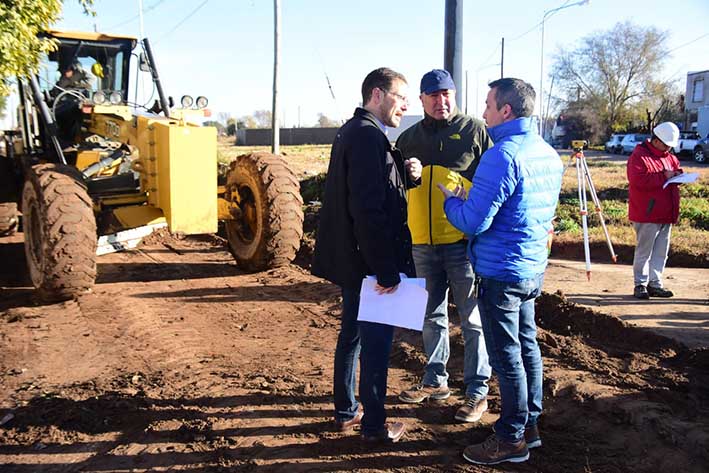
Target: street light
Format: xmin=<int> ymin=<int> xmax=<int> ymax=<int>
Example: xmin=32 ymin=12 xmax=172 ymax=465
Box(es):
xmin=539 ymin=0 xmax=590 ymax=139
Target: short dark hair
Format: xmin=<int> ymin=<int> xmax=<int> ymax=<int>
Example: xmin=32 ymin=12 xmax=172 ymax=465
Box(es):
xmin=488 ymin=78 xmax=535 ymax=118
xmin=361 ymin=67 xmax=407 ymax=105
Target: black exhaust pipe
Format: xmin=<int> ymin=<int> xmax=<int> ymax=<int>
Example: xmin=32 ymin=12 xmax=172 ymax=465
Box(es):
xmin=142 ymin=38 xmax=171 ymax=118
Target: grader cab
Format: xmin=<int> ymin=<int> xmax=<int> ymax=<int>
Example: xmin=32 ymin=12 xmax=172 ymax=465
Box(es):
xmin=0 ymin=30 xmax=303 ymax=301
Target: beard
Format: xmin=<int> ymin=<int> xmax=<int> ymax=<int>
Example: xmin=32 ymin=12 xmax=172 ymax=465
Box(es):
xmin=379 ymin=104 xmax=400 ymax=128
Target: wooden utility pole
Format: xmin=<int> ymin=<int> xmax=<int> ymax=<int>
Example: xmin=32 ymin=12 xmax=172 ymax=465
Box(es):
xmin=444 ymin=0 xmax=463 ymax=110
xmin=501 ymin=37 xmax=504 ymax=78
xmin=271 ymin=0 xmax=281 ymax=154
xmin=465 ymin=70 xmax=469 ymax=115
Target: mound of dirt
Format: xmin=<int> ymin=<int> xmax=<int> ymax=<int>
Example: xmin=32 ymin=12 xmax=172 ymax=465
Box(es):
xmin=551 ymin=239 xmax=709 ymax=268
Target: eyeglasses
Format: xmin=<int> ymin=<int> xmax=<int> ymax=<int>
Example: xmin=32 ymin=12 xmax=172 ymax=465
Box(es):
xmin=380 ymin=88 xmax=409 ymax=104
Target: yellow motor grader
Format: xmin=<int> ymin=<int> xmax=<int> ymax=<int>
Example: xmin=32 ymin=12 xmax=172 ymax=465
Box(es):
xmin=0 ymin=30 xmax=303 ymax=301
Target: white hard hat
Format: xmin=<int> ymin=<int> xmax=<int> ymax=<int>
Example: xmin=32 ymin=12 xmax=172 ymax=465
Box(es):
xmin=653 ymin=122 xmax=680 ymax=147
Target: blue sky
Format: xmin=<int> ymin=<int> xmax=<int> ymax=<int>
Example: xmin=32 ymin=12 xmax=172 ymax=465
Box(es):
xmin=27 ymin=0 xmax=709 ymax=127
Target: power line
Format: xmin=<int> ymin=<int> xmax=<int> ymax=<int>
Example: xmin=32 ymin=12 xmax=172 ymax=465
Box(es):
xmin=478 ymin=45 xmax=501 ymax=70
xmin=106 ymin=0 xmax=167 ymax=31
xmin=508 ymin=20 xmax=543 ymax=42
xmin=668 ymin=32 xmax=709 ymax=54
xmin=156 ymin=0 xmax=209 ymax=43
xmin=508 ymin=0 xmax=573 ymax=42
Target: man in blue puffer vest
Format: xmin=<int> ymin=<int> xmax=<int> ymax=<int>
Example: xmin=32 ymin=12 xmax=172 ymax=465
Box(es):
xmin=439 ymin=78 xmax=563 ymax=465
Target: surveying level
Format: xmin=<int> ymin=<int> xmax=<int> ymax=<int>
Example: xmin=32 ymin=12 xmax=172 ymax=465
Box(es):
xmin=571 ymin=140 xmax=588 ymax=151
xmin=565 ymin=142 xmax=617 ymax=281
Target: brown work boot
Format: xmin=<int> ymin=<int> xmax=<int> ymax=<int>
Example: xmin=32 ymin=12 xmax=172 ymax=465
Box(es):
xmin=525 ymin=424 xmax=542 ymax=449
xmin=361 ymin=421 xmax=406 ymax=443
xmin=462 ymin=434 xmax=529 ymax=465
xmin=334 ymin=409 xmax=363 ymax=432
xmin=492 ymin=423 xmax=542 ymax=449
xmin=455 ymin=397 xmax=488 ymax=422
xmin=398 ymin=383 xmax=450 ymax=403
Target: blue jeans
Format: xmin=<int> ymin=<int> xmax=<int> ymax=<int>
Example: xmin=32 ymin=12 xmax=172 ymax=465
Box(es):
xmin=333 ymin=283 xmax=394 ymax=436
xmin=478 ymin=274 xmax=544 ymax=443
xmin=413 ymin=242 xmax=491 ymax=400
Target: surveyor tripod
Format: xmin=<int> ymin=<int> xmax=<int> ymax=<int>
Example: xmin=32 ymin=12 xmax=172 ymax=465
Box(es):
xmin=565 ymin=141 xmax=617 ymax=280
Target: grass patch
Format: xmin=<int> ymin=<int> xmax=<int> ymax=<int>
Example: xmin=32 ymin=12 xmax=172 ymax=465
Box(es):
xmin=679 ymin=198 xmax=709 ymax=230
xmin=681 ymin=182 xmax=709 ymax=199
xmin=216 ymin=137 xmax=331 ymax=178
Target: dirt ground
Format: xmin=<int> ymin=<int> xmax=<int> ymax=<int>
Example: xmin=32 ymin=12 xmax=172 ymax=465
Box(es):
xmin=543 ymin=258 xmax=709 ymax=348
xmin=1 ymin=222 xmax=708 ymax=472
xmin=1 ymin=147 xmax=708 ymax=472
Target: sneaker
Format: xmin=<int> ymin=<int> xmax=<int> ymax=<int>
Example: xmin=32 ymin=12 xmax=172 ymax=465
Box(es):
xmin=455 ymin=397 xmax=488 ymax=422
xmin=633 ymin=285 xmax=649 ymax=299
xmin=361 ymin=421 xmax=406 ymax=443
xmin=647 ymin=286 xmax=673 ymax=298
xmin=462 ymin=434 xmax=529 ymax=465
xmin=525 ymin=424 xmax=542 ymax=449
xmin=398 ymin=383 xmax=451 ymax=403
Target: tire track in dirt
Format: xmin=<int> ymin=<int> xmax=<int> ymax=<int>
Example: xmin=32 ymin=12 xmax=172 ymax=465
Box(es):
xmin=76 ymin=291 xmax=211 ymax=376
xmin=1 ymin=300 xmax=106 ymax=393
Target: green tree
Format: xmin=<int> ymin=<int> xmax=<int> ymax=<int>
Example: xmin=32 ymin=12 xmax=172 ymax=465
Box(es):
xmin=225 ymin=117 xmax=236 ymax=136
xmin=237 ymin=115 xmax=257 ymax=129
xmin=0 ymin=0 xmax=93 ymax=95
xmin=316 ymin=113 xmax=339 ymax=127
xmin=203 ymin=120 xmax=226 ymax=134
xmin=550 ymin=21 xmax=672 ymax=140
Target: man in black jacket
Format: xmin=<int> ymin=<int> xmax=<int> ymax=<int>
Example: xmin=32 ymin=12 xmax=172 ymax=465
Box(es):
xmin=312 ymin=67 xmax=421 ymax=443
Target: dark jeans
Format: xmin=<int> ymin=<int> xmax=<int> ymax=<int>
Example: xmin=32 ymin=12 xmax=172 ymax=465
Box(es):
xmin=478 ymin=274 xmax=545 ymax=443
xmin=333 ymin=283 xmax=394 ymax=436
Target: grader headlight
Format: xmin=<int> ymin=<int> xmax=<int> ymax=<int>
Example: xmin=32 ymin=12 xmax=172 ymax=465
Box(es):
xmin=109 ymin=91 xmax=122 ymax=105
xmin=93 ymin=91 xmax=106 ymax=105
xmin=180 ymin=95 xmax=194 ymax=108
xmin=196 ymin=96 xmax=208 ymax=109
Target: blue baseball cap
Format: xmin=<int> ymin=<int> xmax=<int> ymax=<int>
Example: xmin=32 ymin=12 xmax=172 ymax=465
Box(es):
xmin=420 ymin=69 xmax=456 ymax=94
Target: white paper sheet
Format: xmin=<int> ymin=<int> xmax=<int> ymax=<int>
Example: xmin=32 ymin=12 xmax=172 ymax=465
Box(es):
xmin=663 ymin=172 xmax=699 ymax=188
xmin=357 ymin=276 xmax=427 ymax=331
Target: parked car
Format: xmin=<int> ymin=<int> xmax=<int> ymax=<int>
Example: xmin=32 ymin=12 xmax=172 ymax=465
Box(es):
xmin=620 ymin=134 xmax=650 ymax=154
xmin=694 ymin=135 xmax=709 ymax=164
xmin=604 ymin=134 xmax=625 ymax=154
xmin=672 ymin=131 xmax=701 ymax=157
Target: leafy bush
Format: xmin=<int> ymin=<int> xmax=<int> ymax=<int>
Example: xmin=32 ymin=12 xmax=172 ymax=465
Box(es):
xmin=555 ymin=217 xmax=580 ymax=234
xmin=597 ymin=200 xmax=627 ymax=225
xmin=680 ymin=198 xmax=709 ymax=230
xmin=680 ymin=183 xmax=709 ymax=199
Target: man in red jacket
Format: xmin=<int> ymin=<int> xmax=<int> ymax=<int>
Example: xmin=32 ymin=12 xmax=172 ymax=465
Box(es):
xmin=627 ymin=122 xmax=683 ymax=299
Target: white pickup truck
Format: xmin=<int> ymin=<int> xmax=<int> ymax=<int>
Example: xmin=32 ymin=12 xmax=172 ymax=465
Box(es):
xmin=673 ymin=131 xmax=702 ymax=156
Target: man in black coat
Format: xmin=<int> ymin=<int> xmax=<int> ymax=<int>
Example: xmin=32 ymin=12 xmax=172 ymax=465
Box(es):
xmin=312 ymin=67 xmax=422 ymax=443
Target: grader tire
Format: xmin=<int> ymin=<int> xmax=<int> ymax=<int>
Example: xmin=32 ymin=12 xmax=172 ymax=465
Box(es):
xmin=0 ymin=203 xmax=18 ymax=236
xmin=22 ymin=164 xmax=97 ymax=301
xmin=225 ymin=152 xmax=304 ymax=271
